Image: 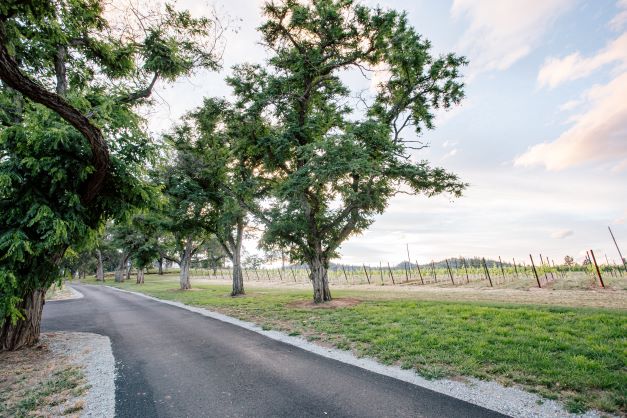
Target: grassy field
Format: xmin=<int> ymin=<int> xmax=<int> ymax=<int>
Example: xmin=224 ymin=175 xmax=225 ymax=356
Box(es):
xmin=87 ymin=273 xmax=626 ymax=414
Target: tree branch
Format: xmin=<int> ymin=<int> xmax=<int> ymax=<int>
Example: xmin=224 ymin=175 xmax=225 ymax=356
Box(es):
xmin=0 ymin=22 xmax=109 ymax=205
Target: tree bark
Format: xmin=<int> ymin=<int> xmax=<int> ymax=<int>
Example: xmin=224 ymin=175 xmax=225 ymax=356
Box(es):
xmin=95 ymin=249 xmax=104 ymax=281
xmin=309 ymin=250 xmax=331 ymax=303
xmin=231 ymin=220 xmax=245 ymax=296
xmin=114 ymin=253 xmax=129 ymax=282
xmin=179 ymin=238 xmax=193 ymax=290
xmin=0 ymin=289 xmax=45 ymax=351
xmin=136 ymin=268 xmax=145 ymax=284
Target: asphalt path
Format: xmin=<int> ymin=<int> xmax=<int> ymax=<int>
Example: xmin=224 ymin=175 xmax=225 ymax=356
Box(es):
xmin=42 ymin=284 xmax=507 ymax=418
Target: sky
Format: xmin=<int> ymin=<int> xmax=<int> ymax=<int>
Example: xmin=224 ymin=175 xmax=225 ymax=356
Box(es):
xmin=144 ymin=0 xmax=627 ymax=266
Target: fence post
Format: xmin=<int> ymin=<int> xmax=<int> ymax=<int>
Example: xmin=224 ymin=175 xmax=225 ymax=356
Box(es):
xmin=363 ymin=264 xmax=371 ymax=284
xmin=462 ymin=257 xmax=470 ymax=283
xmin=387 ymin=262 xmax=395 ymax=285
xmin=379 ymin=261 xmax=384 ymax=284
xmin=498 ymin=256 xmax=506 ymax=282
xmin=529 ymin=254 xmax=541 ymax=288
xmin=589 ymin=249 xmax=605 ymax=288
xmin=406 ymin=244 xmax=412 ymax=279
xmin=431 ymin=261 xmax=437 ymax=283
xmin=608 ymin=226 xmax=627 ymax=273
xmin=482 ymin=257 xmax=493 ymax=287
xmin=445 ymin=259 xmax=454 ymax=284
xmin=513 ymin=258 xmax=519 ymax=280
xmin=415 ymin=260 xmax=424 ymax=285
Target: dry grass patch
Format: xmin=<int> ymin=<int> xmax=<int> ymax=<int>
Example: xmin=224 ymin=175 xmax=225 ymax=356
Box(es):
xmin=0 ymin=334 xmax=89 ymax=418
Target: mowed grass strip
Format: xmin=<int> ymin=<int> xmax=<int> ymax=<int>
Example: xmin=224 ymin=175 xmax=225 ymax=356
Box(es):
xmin=99 ymin=275 xmax=627 ymax=414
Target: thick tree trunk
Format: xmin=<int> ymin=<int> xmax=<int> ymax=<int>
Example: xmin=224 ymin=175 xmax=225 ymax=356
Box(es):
xmin=136 ymin=268 xmax=145 ymax=284
xmin=179 ymin=238 xmax=193 ymax=290
xmin=95 ymin=249 xmax=105 ymax=281
xmin=231 ymin=221 xmax=245 ymax=296
xmin=158 ymin=257 xmax=164 ymax=275
xmin=114 ymin=253 xmax=129 ymax=282
xmin=0 ymin=289 xmax=45 ymax=351
xmin=309 ymin=251 xmax=331 ymax=303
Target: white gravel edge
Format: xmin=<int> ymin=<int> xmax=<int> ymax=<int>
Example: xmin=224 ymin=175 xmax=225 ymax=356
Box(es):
xmin=45 ymin=331 xmax=115 ymax=418
xmin=106 ymin=285 xmax=611 ymax=418
xmin=47 ymin=284 xmax=84 ymax=301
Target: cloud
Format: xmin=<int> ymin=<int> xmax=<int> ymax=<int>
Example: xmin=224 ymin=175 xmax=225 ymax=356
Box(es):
xmin=537 ymin=32 xmax=627 ymax=89
xmin=515 ymin=71 xmax=627 ymax=170
xmin=451 ymin=0 xmax=573 ymax=76
xmin=609 ymin=0 xmax=627 ymax=31
xmin=551 ymin=229 xmax=573 ymax=239
xmin=558 ymin=99 xmax=581 ymax=112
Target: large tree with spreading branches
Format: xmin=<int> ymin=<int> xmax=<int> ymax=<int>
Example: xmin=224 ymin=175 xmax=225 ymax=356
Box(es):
xmin=228 ymin=0 xmax=467 ymax=303
xmin=0 ymin=0 xmax=223 ymax=350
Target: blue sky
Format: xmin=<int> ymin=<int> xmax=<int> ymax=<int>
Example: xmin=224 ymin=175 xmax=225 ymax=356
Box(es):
xmin=144 ymin=0 xmax=627 ymax=266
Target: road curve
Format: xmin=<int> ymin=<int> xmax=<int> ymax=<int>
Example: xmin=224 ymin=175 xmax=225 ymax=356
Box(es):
xmin=42 ymin=284 xmax=506 ymax=418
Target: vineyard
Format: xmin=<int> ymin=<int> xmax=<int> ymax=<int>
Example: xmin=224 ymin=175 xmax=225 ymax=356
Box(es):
xmin=178 ymin=255 xmax=626 ymax=291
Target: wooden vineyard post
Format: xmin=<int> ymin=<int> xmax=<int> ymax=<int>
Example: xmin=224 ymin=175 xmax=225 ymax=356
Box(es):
xmin=341 ymin=265 xmax=349 ymax=283
xmin=387 ymin=262 xmax=395 ymax=285
xmin=462 ymin=257 xmax=470 ymax=283
xmin=415 ymin=260 xmax=424 ymax=285
xmin=445 ymin=259 xmax=454 ymax=284
xmin=512 ymin=258 xmax=519 ymax=280
xmin=481 ymin=258 xmax=493 ymax=287
xmin=363 ymin=264 xmax=371 ymax=284
xmin=529 ymin=255 xmax=542 ymax=288
xmin=403 ymin=262 xmax=409 ymax=283
xmin=406 ymin=244 xmax=412 ymax=279
xmin=539 ymin=254 xmax=550 ymax=282
xmin=379 ymin=261 xmax=384 ymax=284
xmin=608 ymin=226 xmax=627 ymax=273
xmin=498 ymin=256 xmax=506 ymax=282
xmin=431 ymin=261 xmax=437 ymax=283
xmin=589 ymin=250 xmax=605 ymax=288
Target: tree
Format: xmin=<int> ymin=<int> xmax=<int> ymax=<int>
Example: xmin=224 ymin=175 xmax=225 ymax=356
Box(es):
xmin=228 ymin=0 xmax=467 ymax=303
xmin=157 ymin=122 xmax=223 ymax=290
xmin=564 ymin=255 xmax=575 ymax=267
xmin=0 ymin=0 xmax=222 ymax=350
xmin=178 ymin=98 xmax=267 ymax=296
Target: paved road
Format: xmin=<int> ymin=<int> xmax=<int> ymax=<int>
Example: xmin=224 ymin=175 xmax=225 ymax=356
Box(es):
xmin=42 ymin=285 xmax=506 ymax=418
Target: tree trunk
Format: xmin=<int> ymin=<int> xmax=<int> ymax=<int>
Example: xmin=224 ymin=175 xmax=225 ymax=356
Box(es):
xmin=231 ymin=220 xmax=245 ymax=296
xmin=114 ymin=253 xmax=129 ymax=282
xmin=96 ymin=249 xmax=105 ymax=281
xmin=136 ymin=268 xmax=145 ymax=284
xmin=179 ymin=238 xmax=193 ymax=290
xmin=125 ymin=264 xmax=132 ymax=281
xmin=309 ymin=251 xmax=331 ymax=303
xmin=158 ymin=257 xmax=164 ymax=275
xmin=0 ymin=289 xmax=45 ymax=351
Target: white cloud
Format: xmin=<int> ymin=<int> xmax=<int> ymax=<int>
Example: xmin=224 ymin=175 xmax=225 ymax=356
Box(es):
xmin=609 ymin=0 xmax=627 ymax=31
xmin=451 ymin=0 xmax=573 ymax=76
xmin=551 ymin=229 xmax=573 ymax=239
xmin=537 ymin=32 xmax=627 ymax=89
xmin=558 ymin=99 xmax=581 ymax=112
xmin=515 ymin=71 xmax=627 ymax=170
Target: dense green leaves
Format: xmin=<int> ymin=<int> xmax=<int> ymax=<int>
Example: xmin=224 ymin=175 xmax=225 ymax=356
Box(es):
xmin=230 ymin=0 xmax=467 ymax=270
xmin=0 ymin=0 xmax=222 ymax=333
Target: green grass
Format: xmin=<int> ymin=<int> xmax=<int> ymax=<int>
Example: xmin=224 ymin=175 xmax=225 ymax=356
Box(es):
xmin=95 ymin=274 xmax=626 ymax=414
xmin=6 ymin=367 xmax=86 ymax=418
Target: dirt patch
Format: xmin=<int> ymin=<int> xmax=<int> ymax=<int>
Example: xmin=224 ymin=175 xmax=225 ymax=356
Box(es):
xmin=0 ymin=334 xmax=89 ymax=417
xmin=287 ymin=297 xmax=362 ymax=309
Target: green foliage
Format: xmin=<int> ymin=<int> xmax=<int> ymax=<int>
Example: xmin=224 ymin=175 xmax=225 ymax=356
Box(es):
xmin=0 ymin=0 xmax=221 ymax=327
xmin=228 ymin=0 xmax=467 ymax=267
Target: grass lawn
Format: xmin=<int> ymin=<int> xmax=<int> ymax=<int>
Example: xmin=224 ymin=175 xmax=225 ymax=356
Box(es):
xmin=90 ymin=274 xmax=626 ymax=415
